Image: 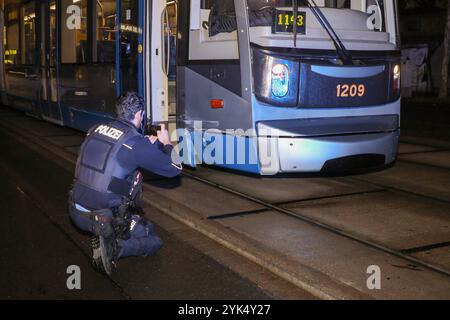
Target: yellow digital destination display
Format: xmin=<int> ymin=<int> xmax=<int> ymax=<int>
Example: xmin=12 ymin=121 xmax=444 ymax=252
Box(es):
xmin=272 ymin=10 xmax=306 ymax=34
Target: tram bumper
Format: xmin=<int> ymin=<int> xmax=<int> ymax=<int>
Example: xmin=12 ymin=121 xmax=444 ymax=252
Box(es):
xmin=257 ymin=115 xmax=400 ymax=175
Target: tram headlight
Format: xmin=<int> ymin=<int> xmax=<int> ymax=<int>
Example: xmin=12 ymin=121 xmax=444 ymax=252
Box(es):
xmin=271 ymin=64 xmax=289 ymax=98
xmin=252 ymin=48 xmax=300 ymax=107
xmin=391 ymin=63 xmax=401 ymax=98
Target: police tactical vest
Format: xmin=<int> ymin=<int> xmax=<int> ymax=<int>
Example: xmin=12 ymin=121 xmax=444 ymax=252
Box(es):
xmin=74 ymin=120 xmax=141 ymax=205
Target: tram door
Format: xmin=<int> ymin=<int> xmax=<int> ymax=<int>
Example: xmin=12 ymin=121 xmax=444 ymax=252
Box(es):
xmin=144 ymin=0 xmax=169 ymax=125
xmin=40 ymin=0 xmax=62 ymax=124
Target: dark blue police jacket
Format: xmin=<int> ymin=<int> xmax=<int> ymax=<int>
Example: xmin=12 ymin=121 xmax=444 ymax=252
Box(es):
xmin=72 ymin=119 xmax=182 ymax=210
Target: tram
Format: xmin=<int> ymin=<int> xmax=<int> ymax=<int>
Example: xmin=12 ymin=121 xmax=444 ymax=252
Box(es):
xmin=0 ymin=0 xmax=401 ymax=175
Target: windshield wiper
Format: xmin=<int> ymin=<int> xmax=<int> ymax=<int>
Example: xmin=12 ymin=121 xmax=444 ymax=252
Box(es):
xmin=293 ymin=0 xmax=298 ymax=47
xmin=300 ymin=0 xmax=354 ymax=65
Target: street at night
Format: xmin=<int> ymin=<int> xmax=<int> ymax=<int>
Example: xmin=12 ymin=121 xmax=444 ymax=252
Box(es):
xmin=1 ymin=0 xmax=450 ymax=308
xmin=1 ymin=103 xmax=450 ymax=300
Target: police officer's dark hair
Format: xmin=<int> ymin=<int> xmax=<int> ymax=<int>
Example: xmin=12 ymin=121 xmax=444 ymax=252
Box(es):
xmin=116 ymin=92 xmax=145 ymax=121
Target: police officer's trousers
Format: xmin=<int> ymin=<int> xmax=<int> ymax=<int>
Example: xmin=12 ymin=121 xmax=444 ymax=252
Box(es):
xmin=118 ymin=215 xmax=163 ymax=258
xmin=69 ymin=204 xmax=163 ymax=258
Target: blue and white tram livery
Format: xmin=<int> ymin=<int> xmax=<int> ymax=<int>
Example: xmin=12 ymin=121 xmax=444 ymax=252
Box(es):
xmin=0 ymin=0 xmax=402 ymax=175
xmin=178 ymin=0 xmax=401 ymax=175
xmin=1 ymin=0 xmax=142 ymax=129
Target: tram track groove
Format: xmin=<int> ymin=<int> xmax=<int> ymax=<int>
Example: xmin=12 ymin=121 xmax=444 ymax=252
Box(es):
xmin=272 ymin=188 xmax=387 ymax=206
xmin=207 ymin=208 xmax=270 ymax=220
xmin=400 ymin=242 xmax=450 ymax=255
xmin=207 ymin=189 xmax=388 ymax=220
xmin=400 ymin=137 xmax=450 ymax=150
xmin=396 ymin=158 xmax=450 ymax=172
xmin=347 ymin=175 xmax=450 ymax=206
xmin=398 ymin=148 xmax=450 ymax=156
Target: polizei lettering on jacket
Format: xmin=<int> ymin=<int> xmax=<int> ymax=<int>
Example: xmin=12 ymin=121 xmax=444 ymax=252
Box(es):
xmin=95 ymin=125 xmax=124 ymax=140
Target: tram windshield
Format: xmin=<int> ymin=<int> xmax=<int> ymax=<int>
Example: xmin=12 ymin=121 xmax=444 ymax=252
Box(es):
xmin=208 ymin=0 xmax=399 ymax=51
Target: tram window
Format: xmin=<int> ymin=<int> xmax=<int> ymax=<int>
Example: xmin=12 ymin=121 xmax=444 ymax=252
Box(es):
xmin=61 ymin=0 xmax=88 ymax=64
xmin=188 ymin=0 xmax=239 ymax=60
xmin=4 ymin=2 xmax=20 ymax=65
xmin=120 ymin=0 xmax=139 ymax=93
xmin=208 ymin=0 xmax=388 ymax=36
xmin=167 ymin=2 xmax=177 ymax=35
xmin=324 ymin=0 xmax=351 ymax=8
xmin=49 ymin=1 xmax=57 ymax=67
xmin=200 ymin=1 xmax=213 ymax=9
xmin=207 ymin=0 xmax=237 ymax=37
xmin=4 ymin=24 xmax=19 ymax=65
xmin=20 ymin=1 xmax=36 ymax=65
xmin=94 ymin=0 xmax=116 ymax=64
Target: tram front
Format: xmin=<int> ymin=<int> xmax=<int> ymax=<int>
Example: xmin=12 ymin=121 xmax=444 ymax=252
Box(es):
xmin=237 ymin=0 xmax=400 ymax=175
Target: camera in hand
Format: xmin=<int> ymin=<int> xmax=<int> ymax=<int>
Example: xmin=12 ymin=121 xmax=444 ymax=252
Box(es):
xmin=144 ymin=123 xmax=162 ymax=136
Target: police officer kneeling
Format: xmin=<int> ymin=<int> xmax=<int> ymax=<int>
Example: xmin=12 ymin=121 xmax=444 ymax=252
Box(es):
xmin=68 ymin=92 xmax=182 ymax=275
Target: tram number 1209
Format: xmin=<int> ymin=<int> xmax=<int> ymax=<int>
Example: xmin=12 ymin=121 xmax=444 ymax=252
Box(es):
xmin=336 ymin=84 xmax=366 ymax=98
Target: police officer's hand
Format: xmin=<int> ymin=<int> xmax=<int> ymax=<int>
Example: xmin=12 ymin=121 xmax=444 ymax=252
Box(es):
xmin=148 ymin=135 xmax=158 ymax=144
xmin=157 ymin=124 xmax=171 ymax=146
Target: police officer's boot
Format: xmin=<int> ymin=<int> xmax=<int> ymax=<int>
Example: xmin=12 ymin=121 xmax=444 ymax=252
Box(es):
xmin=99 ymin=236 xmax=120 ymax=276
xmin=91 ymin=236 xmax=105 ymax=273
